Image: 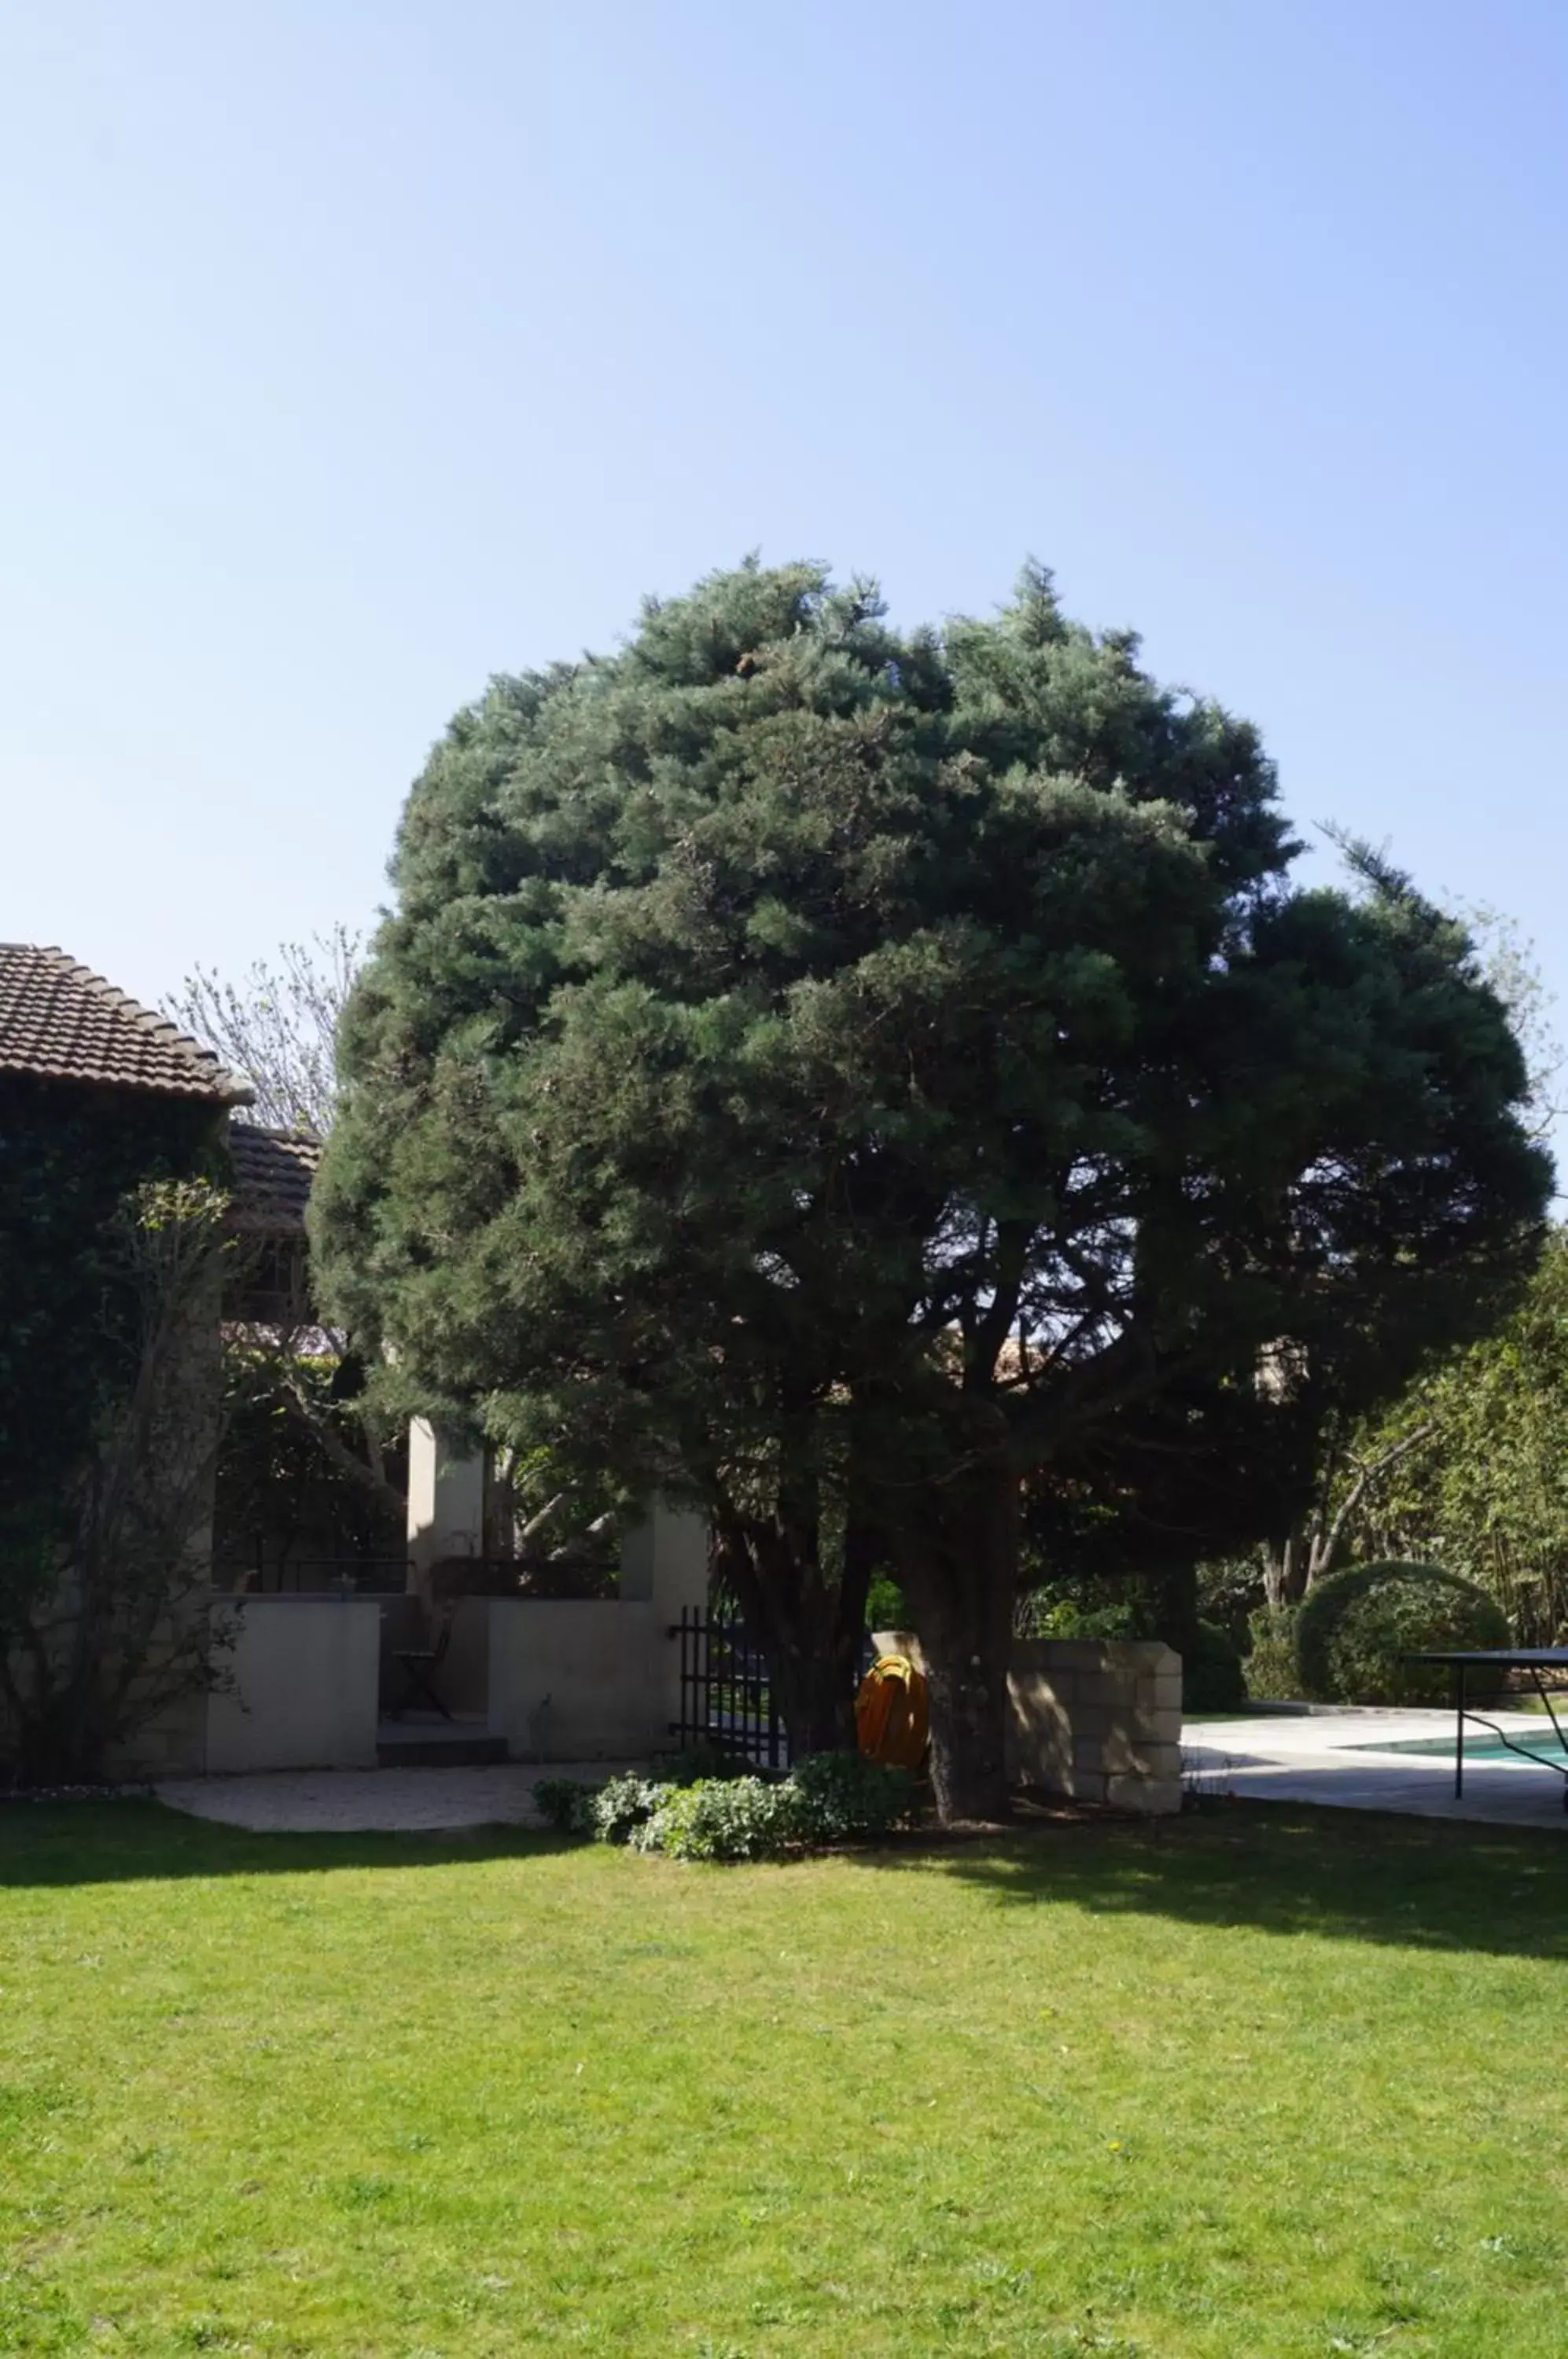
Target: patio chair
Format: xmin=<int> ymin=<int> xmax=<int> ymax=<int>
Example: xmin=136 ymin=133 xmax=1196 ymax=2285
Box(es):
xmin=390 ymin=1603 xmax=455 ymax=1721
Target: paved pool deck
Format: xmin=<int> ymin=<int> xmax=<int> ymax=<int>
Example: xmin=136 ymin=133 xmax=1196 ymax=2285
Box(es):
xmin=1183 ymin=1706 xmax=1568 ymax=1829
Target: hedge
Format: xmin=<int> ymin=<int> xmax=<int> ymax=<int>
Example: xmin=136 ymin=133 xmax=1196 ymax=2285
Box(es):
xmin=1295 ymin=1559 xmax=1510 ymax=1706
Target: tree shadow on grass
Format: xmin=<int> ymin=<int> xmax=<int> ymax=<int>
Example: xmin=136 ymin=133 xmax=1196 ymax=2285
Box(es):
xmin=6 ymin=1798 xmax=1568 ymax=1965
xmin=0 ymin=1798 xmax=574 ymax=1889
xmin=841 ymin=1798 xmax=1568 ymax=1964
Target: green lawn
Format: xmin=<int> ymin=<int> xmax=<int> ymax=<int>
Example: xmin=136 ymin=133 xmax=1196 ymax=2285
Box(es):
xmin=3 ymin=1801 xmax=1567 ymax=2357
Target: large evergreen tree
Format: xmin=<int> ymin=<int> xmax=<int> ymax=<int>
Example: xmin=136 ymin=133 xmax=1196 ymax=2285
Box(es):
xmin=313 ymin=561 xmax=1548 ymax=1819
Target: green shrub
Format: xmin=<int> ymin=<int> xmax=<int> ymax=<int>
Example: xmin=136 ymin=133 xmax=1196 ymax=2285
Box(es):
xmin=1296 ymin=1561 xmax=1511 ymax=1706
xmin=532 ymin=1777 xmax=596 ymax=1835
xmin=1184 ymin=1619 xmax=1246 ymax=1712
xmin=630 ymin=1776 xmax=796 ymax=1862
xmin=788 ymin=1750 xmax=914 ymax=1840
xmin=591 ymin=1773 xmax=668 ymax=1845
xmin=547 ymin=1751 xmax=920 ymax=1864
xmin=1022 ymin=1594 xmax=1147 ymax=1643
xmin=1244 ymin=1609 xmax=1301 ymax=1701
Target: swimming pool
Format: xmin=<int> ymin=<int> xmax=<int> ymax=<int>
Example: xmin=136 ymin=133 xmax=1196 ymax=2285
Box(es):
xmin=1345 ymin=1729 xmax=1568 ymax=1767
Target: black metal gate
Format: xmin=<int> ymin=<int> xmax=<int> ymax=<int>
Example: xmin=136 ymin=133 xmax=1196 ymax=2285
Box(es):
xmin=668 ymin=1607 xmax=790 ymax=1771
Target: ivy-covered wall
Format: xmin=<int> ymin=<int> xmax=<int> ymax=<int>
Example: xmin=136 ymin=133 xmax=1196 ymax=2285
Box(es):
xmin=0 ymin=1074 xmax=229 ymax=1538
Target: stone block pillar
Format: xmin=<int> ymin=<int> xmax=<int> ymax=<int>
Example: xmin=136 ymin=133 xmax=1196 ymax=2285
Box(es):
xmin=620 ymin=1501 xmax=710 ymax=1746
xmin=1007 ymin=1639 xmax=1182 ymax=1813
xmin=406 ymin=1420 xmax=486 ymax=1598
xmin=619 ymin=1500 xmax=709 ymax=1615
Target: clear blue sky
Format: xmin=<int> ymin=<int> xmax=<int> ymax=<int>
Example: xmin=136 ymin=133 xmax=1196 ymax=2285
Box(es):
xmin=5 ymin=0 xmax=1566 ymax=1134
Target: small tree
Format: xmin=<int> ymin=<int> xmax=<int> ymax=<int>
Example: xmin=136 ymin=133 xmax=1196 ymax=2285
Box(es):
xmin=167 ymin=925 xmax=360 ymax=1135
xmin=1315 ymin=1231 xmax=1568 ymax=1641
xmin=213 ymin=1341 xmax=408 ymax=1577
xmin=0 ymin=1181 xmax=239 ymax=1783
xmin=168 ymin=929 xmax=415 ymax=1546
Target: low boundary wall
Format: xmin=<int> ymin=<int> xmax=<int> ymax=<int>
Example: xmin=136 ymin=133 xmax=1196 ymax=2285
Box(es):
xmin=1007 ymin=1639 xmax=1181 ymax=1814
xmin=486 ymin=1599 xmax=677 ymax=1760
xmin=204 ymin=1595 xmax=381 ymax=1772
xmin=483 ymin=1505 xmax=709 ymax=1758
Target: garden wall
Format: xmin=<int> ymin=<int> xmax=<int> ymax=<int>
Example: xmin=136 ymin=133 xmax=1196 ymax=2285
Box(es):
xmin=203 ymin=1595 xmax=381 ymax=1772
xmin=485 ymin=1599 xmax=673 ymax=1760
xmin=1007 ymin=1639 xmax=1181 ymax=1814
xmin=482 ymin=1506 xmax=709 ymax=1758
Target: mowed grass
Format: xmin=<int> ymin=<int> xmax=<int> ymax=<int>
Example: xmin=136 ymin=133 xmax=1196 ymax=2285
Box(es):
xmin=3 ymin=1803 xmax=1568 ymax=2358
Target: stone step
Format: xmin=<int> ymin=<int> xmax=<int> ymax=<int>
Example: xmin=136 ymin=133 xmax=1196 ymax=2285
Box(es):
xmin=376 ymin=1732 xmax=510 ymax=1768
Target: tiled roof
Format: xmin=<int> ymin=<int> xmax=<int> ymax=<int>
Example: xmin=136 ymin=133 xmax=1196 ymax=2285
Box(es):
xmin=226 ymin=1124 xmax=322 ymax=1234
xmin=0 ymin=944 xmax=252 ymax=1104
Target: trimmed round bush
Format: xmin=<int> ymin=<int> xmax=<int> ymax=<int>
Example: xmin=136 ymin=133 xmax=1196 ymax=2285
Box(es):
xmin=1296 ymin=1561 xmax=1510 ymax=1706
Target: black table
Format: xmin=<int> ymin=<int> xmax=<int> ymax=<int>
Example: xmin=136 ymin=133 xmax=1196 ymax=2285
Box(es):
xmin=1407 ymin=1648 xmax=1568 ymax=1806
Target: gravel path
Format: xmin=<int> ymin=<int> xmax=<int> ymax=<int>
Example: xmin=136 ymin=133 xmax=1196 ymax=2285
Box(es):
xmin=154 ymin=1762 xmax=639 ymax=1835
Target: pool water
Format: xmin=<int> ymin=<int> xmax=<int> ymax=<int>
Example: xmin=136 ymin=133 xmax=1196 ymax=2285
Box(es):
xmin=1345 ymin=1730 xmax=1568 ymax=1767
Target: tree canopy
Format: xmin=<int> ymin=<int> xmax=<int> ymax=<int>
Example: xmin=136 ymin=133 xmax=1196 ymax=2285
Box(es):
xmin=167 ymin=926 xmax=360 ymax=1137
xmin=314 ymin=559 xmax=1549 ymax=1816
xmin=1290 ymin=1227 xmax=1568 ymax=1643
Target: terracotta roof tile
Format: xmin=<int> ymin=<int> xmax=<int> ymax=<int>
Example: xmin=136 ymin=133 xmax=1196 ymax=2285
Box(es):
xmin=0 ymin=944 xmax=252 ymax=1104
xmin=226 ymin=1124 xmax=322 ymax=1234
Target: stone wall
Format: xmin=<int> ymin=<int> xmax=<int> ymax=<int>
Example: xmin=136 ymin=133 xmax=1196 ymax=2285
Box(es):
xmin=109 ymin=1686 xmax=208 ymax=1782
xmin=1007 ymin=1639 xmax=1181 ymax=1815
xmin=486 ymin=1599 xmax=671 ymax=1761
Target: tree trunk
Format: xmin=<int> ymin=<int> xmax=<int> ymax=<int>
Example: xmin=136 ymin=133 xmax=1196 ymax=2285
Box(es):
xmin=1148 ymin=1559 xmax=1202 ymax=1659
xmin=895 ymin=1467 xmax=1018 ymax=1825
xmin=769 ymin=1617 xmax=862 ymax=1757
xmin=1262 ymin=1525 xmax=1307 ymax=1611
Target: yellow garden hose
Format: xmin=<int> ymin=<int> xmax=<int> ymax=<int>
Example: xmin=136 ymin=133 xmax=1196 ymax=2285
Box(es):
xmin=856 ymin=1653 xmax=930 ymax=1769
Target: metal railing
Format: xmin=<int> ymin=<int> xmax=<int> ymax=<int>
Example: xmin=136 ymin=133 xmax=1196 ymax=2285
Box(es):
xmin=215 ymin=1551 xmax=412 ymax=1595
xmin=668 ymin=1606 xmax=790 ymax=1771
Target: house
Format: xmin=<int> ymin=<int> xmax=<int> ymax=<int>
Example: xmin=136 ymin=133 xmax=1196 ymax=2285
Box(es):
xmin=0 ymin=944 xmax=324 ymax=1322
xmin=0 ymin=947 xmax=341 ymax=1776
xmin=0 ymin=947 xmax=248 ymax=1776
xmin=0 ymin=939 xmax=251 ymax=1115
xmin=225 ymin=1124 xmax=323 ymax=1323
xmin=0 ymin=944 xmax=709 ymax=1778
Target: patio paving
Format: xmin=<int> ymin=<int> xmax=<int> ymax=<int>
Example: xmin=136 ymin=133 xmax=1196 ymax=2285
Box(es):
xmin=1183 ymin=1706 xmax=1568 ymax=1829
